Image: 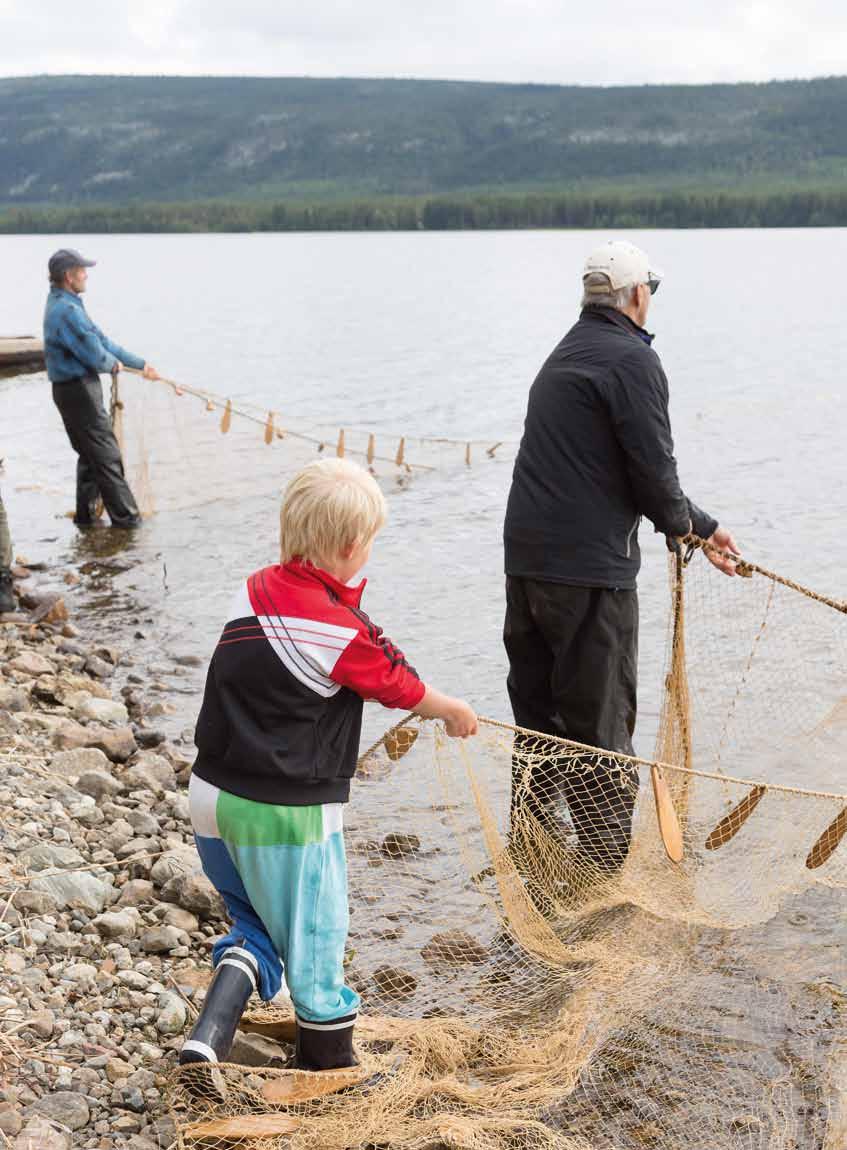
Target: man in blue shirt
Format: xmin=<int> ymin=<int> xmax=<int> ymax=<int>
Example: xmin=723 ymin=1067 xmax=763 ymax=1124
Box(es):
xmin=44 ymin=248 xmax=159 ymax=528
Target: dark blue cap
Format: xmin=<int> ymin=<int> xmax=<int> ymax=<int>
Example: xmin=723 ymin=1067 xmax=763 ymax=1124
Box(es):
xmin=48 ymin=248 xmax=96 ymax=278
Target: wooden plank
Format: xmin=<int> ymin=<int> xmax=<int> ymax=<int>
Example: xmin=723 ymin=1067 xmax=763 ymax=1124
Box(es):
xmin=806 ymin=807 xmax=847 ymax=870
xmin=261 ymin=1066 xmax=367 ymax=1104
xmin=651 ymin=764 xmax=684 ymax=863
xmin=705 ymin=785 xmax=767 ymax=850
xmin=184 ymin=1113 xmax=301 ymax=1143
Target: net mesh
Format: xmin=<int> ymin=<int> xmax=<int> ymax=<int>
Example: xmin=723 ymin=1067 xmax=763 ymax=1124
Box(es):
xmin=163 ymin=537 xmax=846 ymax=1149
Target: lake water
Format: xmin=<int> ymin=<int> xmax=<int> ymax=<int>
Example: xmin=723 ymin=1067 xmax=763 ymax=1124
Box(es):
xmin=2 ymin=228 xmax=844 ymax=752
xmin=2 ymin=229 xmax=845 ymax=1145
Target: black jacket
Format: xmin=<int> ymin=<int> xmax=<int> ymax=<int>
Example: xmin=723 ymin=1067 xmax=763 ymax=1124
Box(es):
xmin=504 ymin=307 xmax=717 ymax=589
xmin=193 ymin=561 xmax=424 ymax=806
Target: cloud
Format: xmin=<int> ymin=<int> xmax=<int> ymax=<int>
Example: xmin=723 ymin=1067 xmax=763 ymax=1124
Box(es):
xmin=2 ymin=0 xmax=846 ymax=85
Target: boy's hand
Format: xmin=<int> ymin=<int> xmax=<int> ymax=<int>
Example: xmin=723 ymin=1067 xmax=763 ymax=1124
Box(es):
xmin=411 ymin=686 xmax=478 ymax=737
xmin=444 ymin=699 xmax=478 ymax=738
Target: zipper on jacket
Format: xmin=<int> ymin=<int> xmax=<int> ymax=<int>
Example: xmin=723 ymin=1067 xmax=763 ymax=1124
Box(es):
xmin=625 ymin=515 xmax=640 ymax=558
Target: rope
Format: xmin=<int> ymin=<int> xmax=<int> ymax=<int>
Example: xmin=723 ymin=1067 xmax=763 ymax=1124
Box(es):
xmin=123 ymin=368 xmax=443 ymax=472
xmin=684 ymin=534 xmax=846 ymax=614
xmin=475 ymin=716 xmax=847 ymax=802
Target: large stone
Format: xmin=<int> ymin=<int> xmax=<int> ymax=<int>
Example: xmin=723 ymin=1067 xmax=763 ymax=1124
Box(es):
xmin=25 ymin=1091 xmax=90 ymax=1131
xmin=73 ymin=696 xmax=129 ymax=726
xmin=75 ymin=768 xmax=124 ymax=800
xmin=92 ymin=908 xmax=140 ymax=940
xmin=161 ymin=871 xmax=226 ymax=920
xmin=0 ymin=685 xmax=29 ymax=712
xmin=156 ymin=991 xmax=187 ymax=1035
xmin=9 ymin=651 xmax=53 ymax=677
xmin=31 ymin=871 xmax=110 ymax=915
xmin=51 ymin=746 xmax=111 ymax=777
xmin=123 ymin=754 xmax=175 ymax=796
xmin=14 ymin=1118 xmax=72 ymax=1150
xmin=19 ymin=843 xmax=85 ymax=873
xmin=13 ymin=890 xmax=58 ymax=915
xmin=53 ymin=722 xmax=136 ymax=763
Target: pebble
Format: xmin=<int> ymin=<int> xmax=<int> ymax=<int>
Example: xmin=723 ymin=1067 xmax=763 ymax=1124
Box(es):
xmin=0 ymin=606 xmax=234 ymax=1148
xmin=75 ymin=768 xmax=125 ymax=800
xmin=115 ymin=879 xmax=156 ymax=908
xmin=156 ymin=991 xmax=187 ymax=1036
xmin=139 ymin=924 xmax=184 ymax=954
xmin=92 ymin=908 xmax=140 ymax=940
xmin=73 ymin=695 xmax=129 ymax=726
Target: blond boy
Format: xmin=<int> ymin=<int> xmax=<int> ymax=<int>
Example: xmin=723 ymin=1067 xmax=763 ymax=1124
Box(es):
xmin=180 ymin=459 xmax=476 ymax=1074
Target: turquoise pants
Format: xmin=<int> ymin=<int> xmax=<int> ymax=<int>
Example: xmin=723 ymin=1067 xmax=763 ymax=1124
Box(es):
xmin=188 ymin=773 xmax=360 ymax=1024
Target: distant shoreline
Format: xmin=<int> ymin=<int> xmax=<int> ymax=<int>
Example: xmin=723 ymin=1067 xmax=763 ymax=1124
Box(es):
xmin=2 ymin=188 xmax=846 ymax=234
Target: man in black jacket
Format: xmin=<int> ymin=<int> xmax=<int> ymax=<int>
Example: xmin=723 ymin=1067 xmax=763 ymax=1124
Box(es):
xmin=503 ymin=240 xmax=738 ymax=872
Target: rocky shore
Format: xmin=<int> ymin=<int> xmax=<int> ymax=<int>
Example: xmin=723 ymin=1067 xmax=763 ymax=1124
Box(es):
xmin=0 ymin=559 xmax=230 ymax=1150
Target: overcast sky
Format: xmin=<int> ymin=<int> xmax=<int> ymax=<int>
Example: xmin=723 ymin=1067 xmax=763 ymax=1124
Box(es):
xmin=2 ymin=1 xmax=846 ymax=86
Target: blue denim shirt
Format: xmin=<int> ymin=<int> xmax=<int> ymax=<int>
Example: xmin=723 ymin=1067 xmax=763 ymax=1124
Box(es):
xmin=43 ymin=288 xmax=145 ymax=383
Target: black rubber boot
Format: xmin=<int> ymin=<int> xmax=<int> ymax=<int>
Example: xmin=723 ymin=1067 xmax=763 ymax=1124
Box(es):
xmin=179 ymin=946 xmax=259 ymax=1069
xmin=0 ymin=569 xmax=15 ymax=615
xmin=294 ymin=1013 xmax=359 ymax=1071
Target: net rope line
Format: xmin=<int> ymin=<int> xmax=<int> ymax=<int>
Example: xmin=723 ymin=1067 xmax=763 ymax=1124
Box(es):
xmin=129 ymin=365 xmax=517 ymax=452
xmin=472 ymin=715 xmax=847 ymax=802
xmin=122 ymin=368 xmax=512 ymax=471
xmin=122 ymin=368 xmax=433 ymax=472
xmin=683 ymin=533 xmax=847 ymax=614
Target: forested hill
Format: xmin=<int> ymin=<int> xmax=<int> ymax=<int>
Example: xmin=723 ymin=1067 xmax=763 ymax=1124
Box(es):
xmin=3 ymin=74 xmax=847 ymax=207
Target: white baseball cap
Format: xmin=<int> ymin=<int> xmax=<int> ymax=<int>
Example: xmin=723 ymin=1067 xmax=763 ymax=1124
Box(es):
xmin=583 ymin=240 xmax=663 ymax=294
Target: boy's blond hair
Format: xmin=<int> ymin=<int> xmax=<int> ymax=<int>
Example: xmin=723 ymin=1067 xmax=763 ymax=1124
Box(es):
xmin=280 ymin=459 xmax=387 ymax=567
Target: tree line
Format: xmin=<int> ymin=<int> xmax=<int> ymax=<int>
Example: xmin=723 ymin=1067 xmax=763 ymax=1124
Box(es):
xmin=3 ymin=188 xmax=847 ymax=234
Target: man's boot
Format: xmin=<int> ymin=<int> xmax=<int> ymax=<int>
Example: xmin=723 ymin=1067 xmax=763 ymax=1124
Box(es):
xmin=294 ymin=1014 xmax=359 ymax=1071
xmin=179 ymin=946 xmax=258 ymax=1073
xmin=0 ymin=569 xmax=15 ymax=615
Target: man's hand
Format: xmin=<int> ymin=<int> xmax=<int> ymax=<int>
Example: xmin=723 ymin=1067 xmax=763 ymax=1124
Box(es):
xmin=142 ymin=363 xmax=160 ymax=381
xmin=444 ymin=698 xmax=479 ymax=738
xmin=111 ymin=360 xmax=123 ymax=375
xmin=705 ymin=526 xmax=741 ymax=576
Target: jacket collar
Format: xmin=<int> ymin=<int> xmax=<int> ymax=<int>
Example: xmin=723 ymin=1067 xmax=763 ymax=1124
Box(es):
xmin=282 ymin=559 xmax=366 ymax=607
xmin=581 ymin=304 xmax=655 ymax=346
xmin=49 ymin=287 xmax=85 ymax=308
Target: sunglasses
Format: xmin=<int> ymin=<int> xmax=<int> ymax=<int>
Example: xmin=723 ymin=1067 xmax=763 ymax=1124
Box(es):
xmin=647 ymin=277 xmax=660 ymax=296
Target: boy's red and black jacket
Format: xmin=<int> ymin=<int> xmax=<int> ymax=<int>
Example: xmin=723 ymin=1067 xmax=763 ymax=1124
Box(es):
xmin=192 ymin=560 xmax=425 ymax=806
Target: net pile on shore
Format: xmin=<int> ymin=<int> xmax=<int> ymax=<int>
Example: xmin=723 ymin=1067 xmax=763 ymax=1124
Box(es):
xmin=169 ymin=548 xmax=847 ymax=1150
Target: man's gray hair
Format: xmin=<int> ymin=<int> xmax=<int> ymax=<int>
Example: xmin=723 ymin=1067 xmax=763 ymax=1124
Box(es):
xmin=581 ymin=272 xmax=635 ymax=311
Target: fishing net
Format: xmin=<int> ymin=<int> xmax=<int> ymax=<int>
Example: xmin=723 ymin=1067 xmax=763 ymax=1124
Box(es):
xmin=166 ymin=542 xmax=847 ymax=1150
xmin=114 ymin=369 xmax=513 ymax=521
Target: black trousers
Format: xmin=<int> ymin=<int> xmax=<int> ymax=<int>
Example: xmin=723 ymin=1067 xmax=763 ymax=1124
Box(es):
xmin=503 ymin=576 xmax=639 ymax=870
xmin=52 ymin=376 xmax=139 ymax=527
